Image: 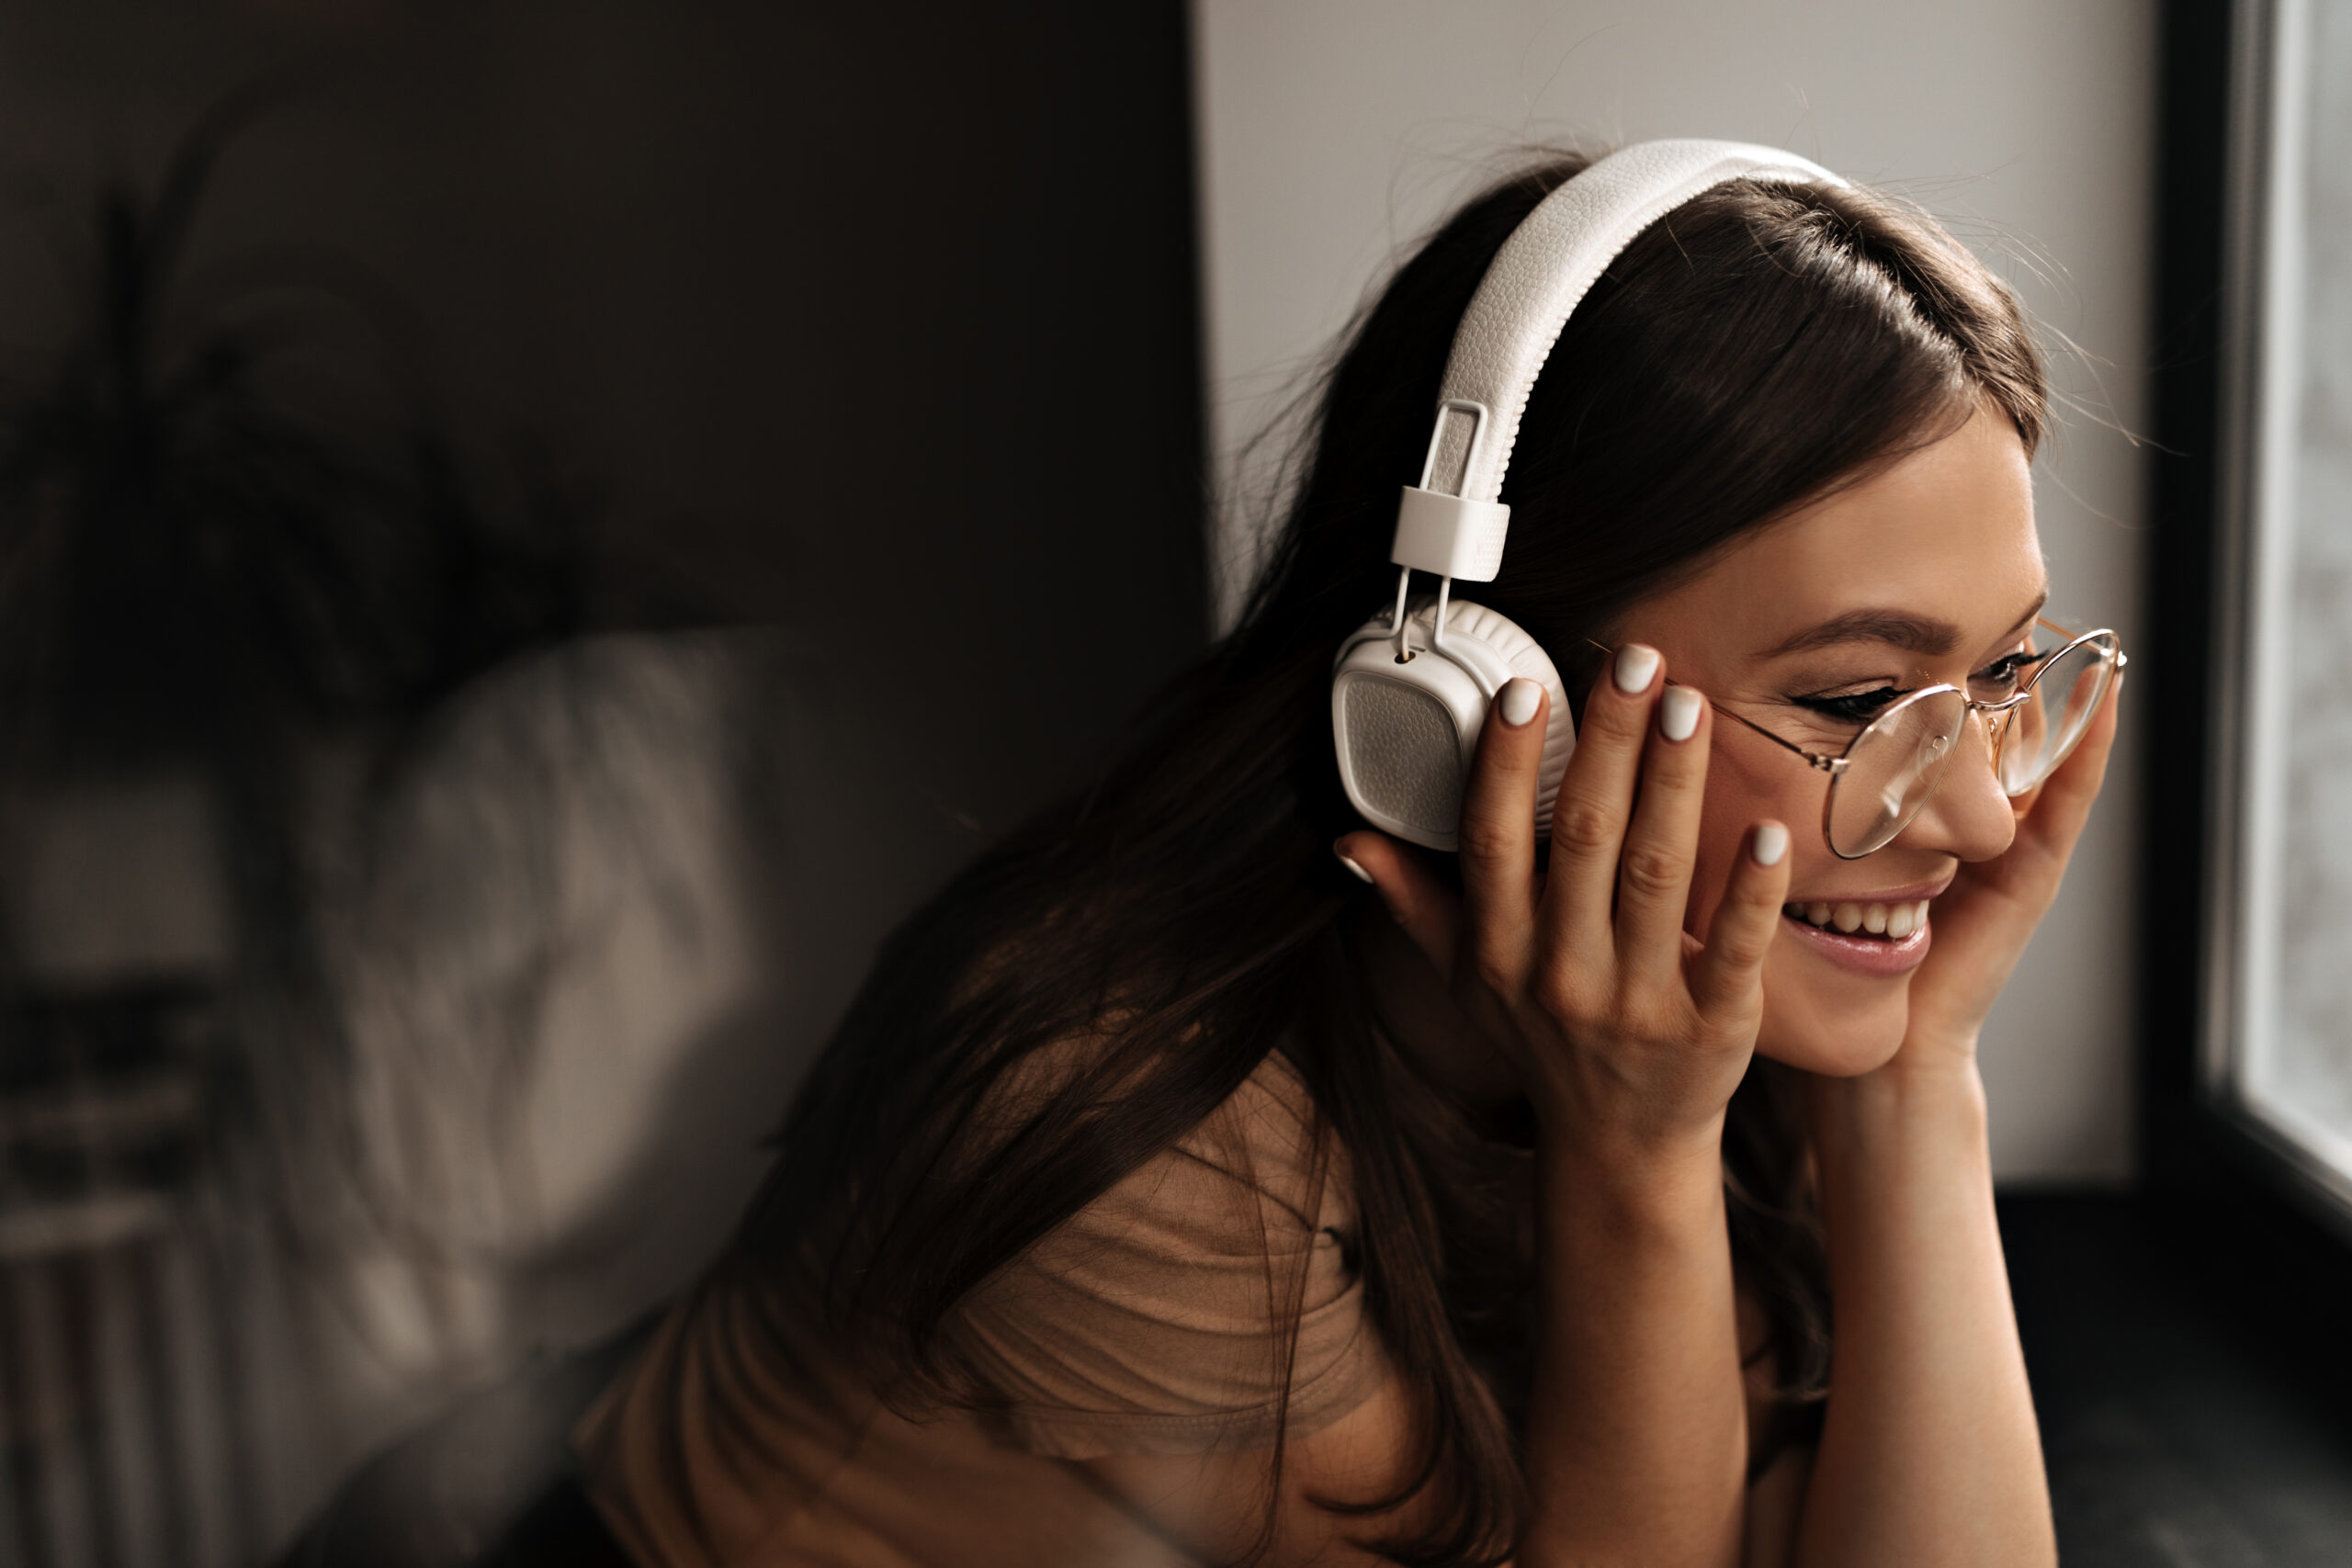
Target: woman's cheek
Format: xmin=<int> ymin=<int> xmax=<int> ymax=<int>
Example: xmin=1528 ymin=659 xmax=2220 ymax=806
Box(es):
xmin=1692 ymin=743 xmax=1911 ymax=1076
xmin=1687 ymin=747 xmax=1785 ymax=940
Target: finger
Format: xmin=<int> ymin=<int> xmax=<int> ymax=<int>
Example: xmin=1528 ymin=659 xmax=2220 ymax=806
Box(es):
xmin=1614 ymin=683 xmax=1714 ymax=989
xmin=1538 ymin=643 xmax=1666 ymax=957
xmin=2013 ymin=661 xmax=2125 ymax=859
xmin=1335 ymin=831 xmax=1463 ymax=982
xmin=1688 ymin=822 xmax=1792 ymax=1021
xmin=1453 ymin=677 xmax=1551 ymax=987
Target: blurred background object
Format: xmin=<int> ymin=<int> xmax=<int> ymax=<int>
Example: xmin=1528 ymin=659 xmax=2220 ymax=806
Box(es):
xmin=0 ymin=2 xmax=1204 ymax=1563
xmin=0 ymin=75 xmax=606 ymax=1568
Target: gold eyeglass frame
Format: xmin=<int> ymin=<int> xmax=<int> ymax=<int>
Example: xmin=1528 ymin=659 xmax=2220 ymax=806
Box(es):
xmin=1587 ymin=618 xmax=2127 ymax=860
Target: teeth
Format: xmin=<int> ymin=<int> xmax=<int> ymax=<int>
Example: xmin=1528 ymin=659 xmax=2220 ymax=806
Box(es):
xmin=1783 ymin=898 xmax=1935 ymax=938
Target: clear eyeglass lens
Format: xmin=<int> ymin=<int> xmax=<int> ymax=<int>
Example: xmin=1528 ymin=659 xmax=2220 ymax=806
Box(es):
xmin=1996 ymin=636 xmax=2116 ymax=795
xmin=1827 ymin=688 xmax=1968 ymax=858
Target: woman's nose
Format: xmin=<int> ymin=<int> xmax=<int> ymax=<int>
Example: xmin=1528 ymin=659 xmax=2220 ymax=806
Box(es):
xmin=1898 ymin=711 xmax=2018 ymax=862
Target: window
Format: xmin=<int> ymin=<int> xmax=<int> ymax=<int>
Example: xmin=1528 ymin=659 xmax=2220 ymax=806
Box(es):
xmin=2202 ymin=0 xmax=2352 ymax=1219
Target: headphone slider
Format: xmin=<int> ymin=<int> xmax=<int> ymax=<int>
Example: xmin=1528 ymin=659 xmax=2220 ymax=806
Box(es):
xmin=1390 ymin=486 xmax=1510 ymax=581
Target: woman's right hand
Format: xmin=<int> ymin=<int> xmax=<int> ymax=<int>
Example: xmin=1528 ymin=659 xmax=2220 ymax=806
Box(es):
xmin=1336 ymin=645 xmax=1792 ymax=1155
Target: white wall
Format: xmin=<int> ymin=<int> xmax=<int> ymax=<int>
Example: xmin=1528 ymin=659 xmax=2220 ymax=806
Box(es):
xmin=1194 ymin=0 xmax=2153 ymax=1182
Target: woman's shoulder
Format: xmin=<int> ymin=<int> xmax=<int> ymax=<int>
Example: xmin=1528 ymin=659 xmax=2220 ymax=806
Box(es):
xmin=964 ymin=1025 xmax=1347 ymax=1213
xmin=1136 ymin=1046 xmax=1350 ymax=1236
xmin=949 ymin=1043 xmax=1376 ymax=1457
xmin=998 ymin=1040 xmax=1350 ymax=1239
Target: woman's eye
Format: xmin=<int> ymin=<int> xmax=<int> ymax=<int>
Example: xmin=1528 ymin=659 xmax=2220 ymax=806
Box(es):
xmin=1792 ymin=686 xmax=1906 ymax=725
xmin=1970 ymin=650 xmax=2039 ymax=697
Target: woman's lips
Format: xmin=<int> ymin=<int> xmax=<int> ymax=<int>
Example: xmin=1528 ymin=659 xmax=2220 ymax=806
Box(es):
xmin=1778 ymin=904 xmax=1932 ymax=977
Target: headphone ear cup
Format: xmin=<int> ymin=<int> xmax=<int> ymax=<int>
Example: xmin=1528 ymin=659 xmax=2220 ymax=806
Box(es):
xmin=1330 ymin=599 xmax=1575 ymax=850
xmin=1423 ymin=602 xmax=1575 ymax=837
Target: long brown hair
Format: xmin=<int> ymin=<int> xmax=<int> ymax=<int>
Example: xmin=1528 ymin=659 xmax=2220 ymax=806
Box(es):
xmin=717 ymin=152 xmax=2047 ymax=1565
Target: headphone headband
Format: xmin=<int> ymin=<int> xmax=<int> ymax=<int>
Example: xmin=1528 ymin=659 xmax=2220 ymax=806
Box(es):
xmin=1390 ymin=140 xmax=1846 ymax=582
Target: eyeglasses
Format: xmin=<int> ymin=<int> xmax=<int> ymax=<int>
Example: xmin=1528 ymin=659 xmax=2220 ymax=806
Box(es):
xmin=1591 ymin=620 xmax=2126 ymax=859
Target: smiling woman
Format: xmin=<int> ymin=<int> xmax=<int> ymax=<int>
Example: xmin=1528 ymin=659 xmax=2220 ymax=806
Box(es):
xmin=558 ymin=148 xmax=2121 ymax=1568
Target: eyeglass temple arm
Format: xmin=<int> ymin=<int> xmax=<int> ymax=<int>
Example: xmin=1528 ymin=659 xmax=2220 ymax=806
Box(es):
xmin=1577 ymin=638 xmax=1848 ymax=773
xmin=1712 ymin=702 xmax=1849 ymax=773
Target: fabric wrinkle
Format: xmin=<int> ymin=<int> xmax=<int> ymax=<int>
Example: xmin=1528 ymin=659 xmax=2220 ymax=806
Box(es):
xmin=578 ymin=1051 xmax=1384 ymax=1567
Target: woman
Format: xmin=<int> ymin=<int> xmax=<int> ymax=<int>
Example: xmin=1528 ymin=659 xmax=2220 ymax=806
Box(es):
xmin=572 ymin=146 xmax=2122 ymax=1567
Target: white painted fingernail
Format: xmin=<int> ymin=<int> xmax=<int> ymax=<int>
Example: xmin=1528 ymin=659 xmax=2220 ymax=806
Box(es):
xmin=1613 ymin=643 xmax=1660 ymax=694
xmin=1752 ymin=823 xmax=1789 ymax=866
xmin=1333 ymin=843 xmax=1375 ymax=884
xmin=1660 ymin=687 xmax=1702 ymax=741
xmin=1498 ymin=678 xmax=1542 ymax=728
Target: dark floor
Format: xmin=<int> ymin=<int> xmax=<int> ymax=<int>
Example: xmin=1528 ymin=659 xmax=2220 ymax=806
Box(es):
xmin=2001 ymin=1192 xmax=2352 ymax=1566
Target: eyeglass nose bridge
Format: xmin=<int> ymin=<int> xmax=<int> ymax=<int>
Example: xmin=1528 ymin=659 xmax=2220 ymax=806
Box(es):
xmin=1975 ymin=686 xmax=2033 ymax=757
xmin=1972 ymin=684 xmax=2035 ymax=745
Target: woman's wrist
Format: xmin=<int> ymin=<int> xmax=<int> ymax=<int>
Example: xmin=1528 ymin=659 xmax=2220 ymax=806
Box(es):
xmin=1806 ymin=1055 xmax=1990 ymax=1184
xmin=1826 ymin=1046 xmax=1986 ymax=1103
xmin=1525 ymin=1057 xmax=1737 ymax=1165
xmin=1537 ymin=1111 xmax=1729 ymax=1236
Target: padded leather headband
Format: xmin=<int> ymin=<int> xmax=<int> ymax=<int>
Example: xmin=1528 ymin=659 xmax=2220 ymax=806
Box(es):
xmin=1395 ymin=140 xmax=1844 ymax=581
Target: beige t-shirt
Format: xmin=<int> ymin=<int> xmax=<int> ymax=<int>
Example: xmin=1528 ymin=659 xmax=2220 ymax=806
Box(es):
xmin=576 ymin=1053 xmax=1384 ymax=1567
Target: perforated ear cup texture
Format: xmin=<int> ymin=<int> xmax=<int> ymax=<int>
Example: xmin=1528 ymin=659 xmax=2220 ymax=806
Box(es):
xmin=1330 ymin=598 xmax=1574 ymax=849
xmin=1335 ymin=676 xmax=1467 ymax=840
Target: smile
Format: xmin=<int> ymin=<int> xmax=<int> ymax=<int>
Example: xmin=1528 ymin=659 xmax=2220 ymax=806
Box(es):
xmin=1786 ymin=898 xmax=1932 ymax=939
xmin=1777 ymin=897 xmax=1935 ymax=976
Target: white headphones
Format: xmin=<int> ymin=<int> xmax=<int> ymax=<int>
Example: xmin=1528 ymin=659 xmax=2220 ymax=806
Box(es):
xmin=1330 ymin=140 xmax=1845 ymax=851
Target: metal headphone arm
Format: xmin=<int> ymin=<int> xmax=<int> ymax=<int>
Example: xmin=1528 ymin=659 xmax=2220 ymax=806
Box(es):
xmin=1388 ymin=397 xmax=1498 ymax=670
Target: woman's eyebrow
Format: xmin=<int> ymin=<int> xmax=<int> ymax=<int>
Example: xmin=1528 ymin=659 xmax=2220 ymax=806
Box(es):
xmin=1762 ymin=591 xmax=2051 ymax=660
xmin=1764 ymin=609 xmax=1962 ymax=658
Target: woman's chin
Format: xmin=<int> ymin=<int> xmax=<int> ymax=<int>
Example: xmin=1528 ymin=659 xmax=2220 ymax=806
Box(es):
xmin=1754 ymin=978 xmax=1913 ymax=1077
xmin=1757 ymin=1027 xmax=1907 ymax=1078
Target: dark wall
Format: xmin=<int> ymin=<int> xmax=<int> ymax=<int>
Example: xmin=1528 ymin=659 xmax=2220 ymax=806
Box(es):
xmin=0 ymin=0 xmax=1210 ymax=832
xmin=0 ymin=12 xmax=1212 ymax=1553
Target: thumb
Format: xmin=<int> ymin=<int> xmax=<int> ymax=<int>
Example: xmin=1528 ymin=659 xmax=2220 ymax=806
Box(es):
xmin=1334 ymin=831 xmax=1463 ymax=983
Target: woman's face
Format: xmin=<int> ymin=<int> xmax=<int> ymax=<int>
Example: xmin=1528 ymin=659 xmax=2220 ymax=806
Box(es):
xmin=1611 ymin=402 xmax=2044 ymax=1077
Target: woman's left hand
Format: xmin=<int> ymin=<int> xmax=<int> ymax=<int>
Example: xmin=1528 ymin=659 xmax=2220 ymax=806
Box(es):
xmin=1891 ymin=670 xmax=2126 ymax=1067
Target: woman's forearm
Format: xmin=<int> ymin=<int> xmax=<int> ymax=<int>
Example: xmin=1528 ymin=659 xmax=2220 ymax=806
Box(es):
xmin=1521 ymin=1123 xmax=1749 ymax=1568
xmin=1792 ymin=1061 xmax=2054 ymax=1568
